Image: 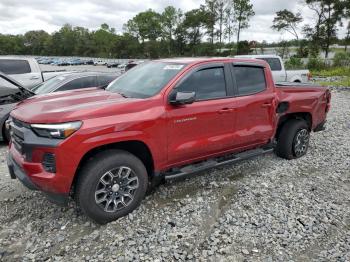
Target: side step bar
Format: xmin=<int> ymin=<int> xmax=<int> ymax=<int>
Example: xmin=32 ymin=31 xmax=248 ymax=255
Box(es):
xmin=164 ymin=147 xmax=274 ymax=180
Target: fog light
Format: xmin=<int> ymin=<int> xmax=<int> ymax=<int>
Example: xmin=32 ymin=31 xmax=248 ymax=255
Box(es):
xmin=42 ymin=153 xmax=56 ymax=173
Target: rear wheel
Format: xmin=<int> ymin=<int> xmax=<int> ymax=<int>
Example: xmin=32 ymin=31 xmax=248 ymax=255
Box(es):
xmin=275 ymin=119 xmax=310 ymax=159
xmin=75 ymin=150 xmax=148 ymax=224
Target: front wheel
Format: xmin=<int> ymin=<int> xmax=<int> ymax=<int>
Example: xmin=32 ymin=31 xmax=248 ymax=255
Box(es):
xmin=275 ymin=119 xmax=310 ymax=159
xmin=75 ymin=150 xmax=148 ymax=224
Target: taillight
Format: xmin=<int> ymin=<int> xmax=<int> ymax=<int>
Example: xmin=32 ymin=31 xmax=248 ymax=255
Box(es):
xmin=325 ymin=91 xmax=331 ymax=113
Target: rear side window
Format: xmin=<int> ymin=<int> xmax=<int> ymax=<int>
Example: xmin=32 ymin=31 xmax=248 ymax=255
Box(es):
xmin=97 ymin=75 xmax=117 ymax=87
xmin=58 ymin=76 xmax=97 ymax=91
xmin=233 ymin=66 xmax=266 ymax=96
xmin=177 ymin=67 xmax=226 ymax=100
xmin=0 ymin=59 xmax=31 ymax=74
xmin=258 ymin=58 xmax=282 ymax=71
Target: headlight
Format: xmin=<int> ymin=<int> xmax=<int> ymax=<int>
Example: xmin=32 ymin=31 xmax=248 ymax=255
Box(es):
xmin=31 ymin=121 xmax=82 ymax=139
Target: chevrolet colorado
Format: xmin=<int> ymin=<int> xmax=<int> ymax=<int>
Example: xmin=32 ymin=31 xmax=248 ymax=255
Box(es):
xmin=7 ymin=58 xmax=331 ymax=224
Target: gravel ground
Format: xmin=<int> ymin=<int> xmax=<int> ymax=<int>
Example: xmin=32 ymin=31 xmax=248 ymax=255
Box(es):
xmin=0 ymin=88 xmax=349 ymax=262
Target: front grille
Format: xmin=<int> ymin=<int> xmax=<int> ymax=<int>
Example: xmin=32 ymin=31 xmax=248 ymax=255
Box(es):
xmin=10 ymin=118 xmax=31 ymax=154
xmin=42 ymin=153 xmax=56 ymax=173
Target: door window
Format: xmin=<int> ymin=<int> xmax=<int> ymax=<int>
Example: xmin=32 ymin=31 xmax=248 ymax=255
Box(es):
xmin=58 ymin=76 xmax=96 ymax=91
xmin=177 ymin=67 xmax=227 ymax=100
xmin=233 ymin=66 xmax=266 ymax=96
xmin=0 ymin=60 xmax=31 ymax=74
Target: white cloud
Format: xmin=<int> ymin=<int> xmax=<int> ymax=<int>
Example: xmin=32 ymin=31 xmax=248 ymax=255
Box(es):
xmin=0 ymin=0 xmax=347 ymax=43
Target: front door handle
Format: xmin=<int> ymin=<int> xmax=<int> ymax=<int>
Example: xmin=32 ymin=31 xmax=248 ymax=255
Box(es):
xmin=30 ymin=76 xmax=40 ymax=80
xmin=261 ymin=103 xmax=272 ymax=108
xmin=218 ymin=108 xmax=234 ymax=114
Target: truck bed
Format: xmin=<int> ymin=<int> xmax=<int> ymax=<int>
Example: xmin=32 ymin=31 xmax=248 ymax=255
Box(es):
xmin=276 ymin=82 xmax=322 ymax=88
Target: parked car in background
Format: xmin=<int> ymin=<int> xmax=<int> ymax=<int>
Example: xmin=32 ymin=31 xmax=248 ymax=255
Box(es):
xmin=51 ymin=59 xmax=62 ymax=65
xmin=68 ymin=59 xmax=84 ymax=66
xmin=125 ymin=61 xmax=144 ymax=72
xmin=37 ymin=58 xmax=53 ymax=64
xmin=117 ymin=64 xmax=126 ymax=70
xmin=0 ymin=56 xmax=69 ymax=89
xmin=0 ymin=71 xmax=120 ymax=142
xmin=84 ymin=59 xmax=94 ymax=65
xmin=57 ymin=60 xmax=70 ymax=66
xmin=107 ymin=62 xmax=119 ymax=68
xmin=32 ymin=72 xmax=120 ymax=94
xmin=234 ymin=55 xmax=311 ymax=83
xmin=94 ymin=60 xmax=106 ymax=66
xmin=0 ymin=73 xmax=34 ymax=141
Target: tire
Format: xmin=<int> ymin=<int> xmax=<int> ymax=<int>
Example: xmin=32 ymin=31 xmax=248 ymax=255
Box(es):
xmin=275 ymin=119 xmax=310 ymax=160
xmin=2 ymin=121 xmax=10 ymax=144
xmin=75 ymin=150 xmax=148 ymax=224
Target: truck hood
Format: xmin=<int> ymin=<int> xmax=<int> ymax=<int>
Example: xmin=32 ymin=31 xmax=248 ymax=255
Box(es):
xmin=11 ymin=88 xmax=141 ymax=123
xmin=0 ymin=73 xmax=34 ymax=105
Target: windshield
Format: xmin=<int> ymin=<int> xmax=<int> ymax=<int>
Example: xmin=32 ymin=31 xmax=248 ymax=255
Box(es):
xmin=106 ymin=61 xmax=185 ymax=98
xmin=33 ymin=76 xmax=68 ymax=94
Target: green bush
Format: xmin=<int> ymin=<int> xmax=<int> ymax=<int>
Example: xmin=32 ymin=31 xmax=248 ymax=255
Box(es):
xmin=333 ymin=52 xmax=350 ymax=67
xmin=285 ymin=57 xmax=304 ymax=69
xmin=307 ymin=57 xmax=326 ymax=70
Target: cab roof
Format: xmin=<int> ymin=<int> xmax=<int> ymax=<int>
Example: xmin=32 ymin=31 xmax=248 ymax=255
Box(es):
xmin=157 ymin=57 xmax=267 ymax=66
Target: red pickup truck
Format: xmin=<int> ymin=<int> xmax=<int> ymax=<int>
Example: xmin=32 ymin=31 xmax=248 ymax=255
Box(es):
xmin=7 ymin=58 xmax=331 ymax=224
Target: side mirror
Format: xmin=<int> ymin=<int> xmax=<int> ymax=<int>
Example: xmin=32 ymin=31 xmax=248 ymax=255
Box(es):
xmin=169 ymin=90 xmax=196 ymax=105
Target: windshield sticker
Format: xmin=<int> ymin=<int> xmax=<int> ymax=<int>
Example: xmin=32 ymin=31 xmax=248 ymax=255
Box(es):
xmin=163 ymin=64 xmax=184 ymax=70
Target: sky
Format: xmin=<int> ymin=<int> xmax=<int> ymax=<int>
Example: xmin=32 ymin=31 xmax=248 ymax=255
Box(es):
xmin=0 ymin=0 xmax=348 ymax=43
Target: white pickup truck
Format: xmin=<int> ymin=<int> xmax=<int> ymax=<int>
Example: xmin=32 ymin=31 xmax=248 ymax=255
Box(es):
xmin=235 ymin=55 xmax=311 ymax=83
xmin=0 ymin=56 xmax=69 ymax=89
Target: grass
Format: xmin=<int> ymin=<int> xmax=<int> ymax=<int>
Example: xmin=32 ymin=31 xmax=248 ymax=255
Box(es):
xmin=311 ymin=66 xmax=350 ymax=87
xmin=311 ymin=67 xmax=350 ymax=87
xmin=311 ymin=67 xmax=350 ymax=77
xmin=316 ymin=77 xmax=350 ymax=87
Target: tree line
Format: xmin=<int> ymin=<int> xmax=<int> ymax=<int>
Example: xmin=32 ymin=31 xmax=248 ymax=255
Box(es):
xmin=0 ymin=0 xmax=349 ymax=59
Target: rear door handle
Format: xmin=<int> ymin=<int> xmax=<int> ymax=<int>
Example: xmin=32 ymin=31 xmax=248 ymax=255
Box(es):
xmin=30 ymin=76 xmax=40 ymax=80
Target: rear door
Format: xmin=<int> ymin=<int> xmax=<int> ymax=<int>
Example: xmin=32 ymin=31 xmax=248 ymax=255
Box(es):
xmin=166 ymin=63 xmax=236 ymax=165
xmin=230 ymin=63 xmax=277 ymax=148
xmin=0 ymin=59 xmax=42 ymax=88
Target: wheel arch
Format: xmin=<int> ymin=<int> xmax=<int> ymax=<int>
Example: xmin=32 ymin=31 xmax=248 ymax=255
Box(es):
xmin=71 ymin=140 xmax=155 ymax=194
xmin=275 ymin=112 xmax=312 ymax=140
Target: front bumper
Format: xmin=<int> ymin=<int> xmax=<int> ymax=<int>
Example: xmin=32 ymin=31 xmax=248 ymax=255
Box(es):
xmin=7 ymin=153 xmax=38 ymax=190
xmin=7 ymin=117 xmax=73 ymax=206
xmin=8 ymin=150 xmax=69 ymax=206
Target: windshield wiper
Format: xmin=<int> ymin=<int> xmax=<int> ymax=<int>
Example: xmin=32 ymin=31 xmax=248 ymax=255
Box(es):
xmin=116 ymin=92 xmax=130 ymax=98
xmin=98 ymin=84 xmax=108 ymax=89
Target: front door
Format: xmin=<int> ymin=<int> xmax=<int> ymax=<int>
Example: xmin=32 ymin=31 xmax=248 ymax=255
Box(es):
xmin=166 ymin=64 xmax=236 ymax=165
